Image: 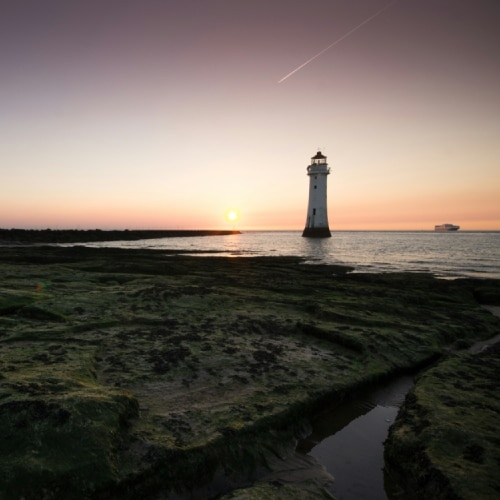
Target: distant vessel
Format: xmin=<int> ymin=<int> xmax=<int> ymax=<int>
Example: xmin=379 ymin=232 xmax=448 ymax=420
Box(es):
xmin=435 ymin=224 xmax=460 ymax=232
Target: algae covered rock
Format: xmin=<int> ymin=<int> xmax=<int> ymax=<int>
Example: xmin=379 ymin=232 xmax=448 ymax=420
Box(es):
xmin=1 ymin=246 xmax=499 ymax=498
xmin=385 ymin=342 xmax=500 ymax=499
xmin=220 ymin=481 xmax=334 ymax=499
xmin=0 ymin=359 xmax=139 ymax=498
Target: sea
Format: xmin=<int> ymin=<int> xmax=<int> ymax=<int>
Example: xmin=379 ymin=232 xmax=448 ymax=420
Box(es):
xmin=81 ymin=230 xmax=500 ymax=280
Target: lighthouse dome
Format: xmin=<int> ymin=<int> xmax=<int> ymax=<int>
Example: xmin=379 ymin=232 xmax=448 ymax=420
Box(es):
xmin=312 ymin=151 xmax=326 ymax=160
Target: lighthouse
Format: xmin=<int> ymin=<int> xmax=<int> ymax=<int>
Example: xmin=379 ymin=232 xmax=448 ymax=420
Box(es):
xmin=302 ymin=150 xmax=331 ymax=238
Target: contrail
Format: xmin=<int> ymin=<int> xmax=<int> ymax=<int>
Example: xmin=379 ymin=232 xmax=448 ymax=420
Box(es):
xmin=278 ymin=0 xmax=399 ymax=83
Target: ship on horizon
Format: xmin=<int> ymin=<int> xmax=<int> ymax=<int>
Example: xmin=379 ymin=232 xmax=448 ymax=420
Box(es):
xmin=434 ymin=223 xmax=460 ymax=232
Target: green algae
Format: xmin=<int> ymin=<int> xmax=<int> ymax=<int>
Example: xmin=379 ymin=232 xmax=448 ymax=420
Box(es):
xmin=220 ymin=481 xmax=334 ymax=499
xmin=385 ymin=343 xmax=500 ymax=499
xmin=0 ymin=246 xmax=499 ymax=498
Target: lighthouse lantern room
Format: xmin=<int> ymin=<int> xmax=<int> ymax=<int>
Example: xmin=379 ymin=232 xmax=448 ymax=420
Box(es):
xmin=302 ymin=150 xmax=331 ymax=238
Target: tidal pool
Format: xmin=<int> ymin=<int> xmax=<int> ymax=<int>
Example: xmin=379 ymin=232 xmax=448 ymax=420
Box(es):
xmin=297 ymin=376 xmax=415 ymax=500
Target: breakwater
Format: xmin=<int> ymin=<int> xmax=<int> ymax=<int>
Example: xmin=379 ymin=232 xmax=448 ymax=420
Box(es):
xmin=0 ymin=228 xmax=240 ymax=245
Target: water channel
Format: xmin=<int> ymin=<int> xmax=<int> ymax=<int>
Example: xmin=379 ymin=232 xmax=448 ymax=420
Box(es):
xmin=296 ymin=375 xmax=415 ymax=500
xmin=182 ymin=323 xmax=500 ymax=499
xmin=292 ymin=320 xmax=500 ymax=500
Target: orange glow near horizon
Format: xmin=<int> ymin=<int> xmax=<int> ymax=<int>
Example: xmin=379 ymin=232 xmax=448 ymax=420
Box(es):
xmin=2 ymin=195 xmax=499 ymax=231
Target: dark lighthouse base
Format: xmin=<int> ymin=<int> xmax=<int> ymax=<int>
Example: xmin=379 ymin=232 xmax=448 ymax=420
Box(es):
xmin=302 ymin=227 xmax=331 ymax=238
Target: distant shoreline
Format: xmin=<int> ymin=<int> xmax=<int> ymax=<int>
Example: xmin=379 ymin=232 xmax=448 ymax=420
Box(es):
xmin=0 ymin=228 xmax=240 ymax=245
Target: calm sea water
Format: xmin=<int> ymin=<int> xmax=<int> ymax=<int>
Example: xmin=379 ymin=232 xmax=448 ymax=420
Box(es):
xmin=86 ymin=231 xmax=500 ymax=279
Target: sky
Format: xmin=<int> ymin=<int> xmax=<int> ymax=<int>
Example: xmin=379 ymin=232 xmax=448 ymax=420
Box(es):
xmin=1 ymin=0 xmax=499 ymax=231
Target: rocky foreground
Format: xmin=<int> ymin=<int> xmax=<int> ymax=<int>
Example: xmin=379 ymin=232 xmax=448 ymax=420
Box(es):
xmin=0 ymin=246 xmax=499 ymax=499
xmin=385 ymin=328 xmax=500 ymax=499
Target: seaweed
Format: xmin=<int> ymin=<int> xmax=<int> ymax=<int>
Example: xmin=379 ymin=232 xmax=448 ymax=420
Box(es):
xmin=0 ymin=246 xmax=498 ymax=498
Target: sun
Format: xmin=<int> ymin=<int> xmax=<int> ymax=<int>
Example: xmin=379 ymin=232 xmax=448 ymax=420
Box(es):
xmin=226 ymin=209 xmax=239 ymax=223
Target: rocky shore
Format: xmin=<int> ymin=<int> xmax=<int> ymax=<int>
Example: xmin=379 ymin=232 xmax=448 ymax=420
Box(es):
xmin=384 ymin=328 xmax=500 ymax=499
xmin=0 ymin=246 xmax=499 ymax=498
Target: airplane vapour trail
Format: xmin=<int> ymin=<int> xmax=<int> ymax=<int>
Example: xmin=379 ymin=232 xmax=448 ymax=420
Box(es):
xmin=278 ymin=0 xmax=399 ymax=83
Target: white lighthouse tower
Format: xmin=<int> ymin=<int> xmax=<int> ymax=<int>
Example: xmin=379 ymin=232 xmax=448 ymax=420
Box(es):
xmin=302 ymin=150 xmax=331 ymax=238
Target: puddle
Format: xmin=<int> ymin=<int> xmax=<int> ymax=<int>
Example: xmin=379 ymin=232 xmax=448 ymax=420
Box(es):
xmin=297 ymin=376 xmax=415 ymax=500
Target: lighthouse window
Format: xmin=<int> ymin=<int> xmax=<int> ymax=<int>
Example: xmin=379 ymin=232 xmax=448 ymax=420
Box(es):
xmin=313 ymin=209 xmax=316 ymax=215
xmin=314 ymin=185 xmax=317 ymax=189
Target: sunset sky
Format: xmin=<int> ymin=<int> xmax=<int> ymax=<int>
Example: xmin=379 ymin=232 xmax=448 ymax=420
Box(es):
xmin=2 ymin=0 xmax=499 ymax=230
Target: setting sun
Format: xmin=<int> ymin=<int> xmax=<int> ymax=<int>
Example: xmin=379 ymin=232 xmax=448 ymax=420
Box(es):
xmin=226 ymin=209 xmax=239 ymax=223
